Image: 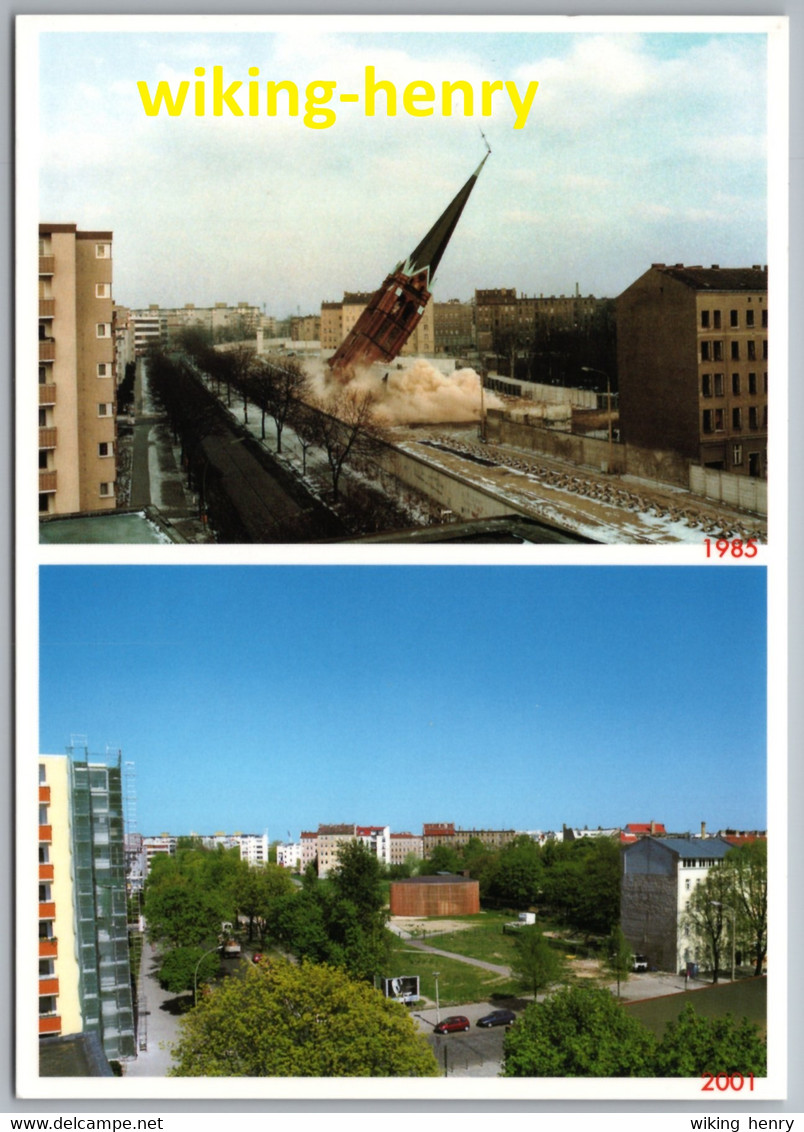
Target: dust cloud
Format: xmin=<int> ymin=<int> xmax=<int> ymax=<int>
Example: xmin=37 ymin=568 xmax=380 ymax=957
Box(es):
xmin=303 ymin=357 xmax=503 ymax=426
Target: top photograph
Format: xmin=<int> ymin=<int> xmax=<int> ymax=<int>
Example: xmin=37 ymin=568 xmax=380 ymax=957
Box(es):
xmin=25 ymin=16 xmax=784 ymax=545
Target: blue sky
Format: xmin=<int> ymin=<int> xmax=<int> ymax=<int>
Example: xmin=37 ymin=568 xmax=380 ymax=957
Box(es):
xmin=33 ymin=20 xmax=769 ymax=314
xmin=38 ymin=565 xmax=767 ymax=838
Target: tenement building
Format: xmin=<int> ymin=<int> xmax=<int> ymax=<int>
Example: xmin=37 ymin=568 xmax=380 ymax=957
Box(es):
xmin=38 ymin=224 xmax=117 ymax=517
xmin=617 ymin=264 xmax=768 ymax=478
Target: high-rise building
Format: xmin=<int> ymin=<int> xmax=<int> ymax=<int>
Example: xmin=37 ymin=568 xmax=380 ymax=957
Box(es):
xmin=38 ymin=749 xmax=135 ymax=1062
xmin=38 ymin=224 xmax=117 ymax=517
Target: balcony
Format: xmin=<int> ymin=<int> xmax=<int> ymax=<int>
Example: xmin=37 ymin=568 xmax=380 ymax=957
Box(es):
xmin=39 ymin=785 xmax=51 ymax=803
xmin=39 ymin=471 xmax=57 ymax=493
xmin=39 ymin=384 xmax=56 ymax=405
xmin=39 ymin=299 xmax=55 ymax=318
xmin=39 ymin=902 xmax=56 ymax=920
xmin=39 ymin=823 xmax=52 ymax=843
xmin=39 ymin=256 xmax=55 ymax=275
xmin=39 ymin=427 xmax=57 ymax=450
xmin=39 ymin=340 xmax=55 ymax=362
xmin=39 ymin=939 xmax=58 ymax=959
xmin=39 ymin=863 xmax=54 ymax=882
xmin=38 ymin=1016 xmax=61 ymax=1036
xmin=39 ymin=977 xmax=59 ymax=996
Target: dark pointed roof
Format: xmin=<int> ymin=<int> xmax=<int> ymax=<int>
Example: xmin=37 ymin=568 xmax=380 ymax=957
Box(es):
xmin=402 ymin=152 xmax=490 ymax=286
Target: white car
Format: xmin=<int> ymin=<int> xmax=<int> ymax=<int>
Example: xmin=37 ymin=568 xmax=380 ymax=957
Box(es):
xmin=632 ymin=954 xmax=648 ymax=972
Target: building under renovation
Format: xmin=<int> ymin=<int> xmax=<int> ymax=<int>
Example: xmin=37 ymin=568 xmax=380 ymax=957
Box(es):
xmin=328 ymin=151 xmax=489 ymax=376
xmin=39 ymin=745 xmax=135 ymax=1065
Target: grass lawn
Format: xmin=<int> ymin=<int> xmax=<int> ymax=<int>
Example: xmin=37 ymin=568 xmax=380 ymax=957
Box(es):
xmin=387 ymin=932 xmax=522 ymax=1006
xmin=624 ymin=977 xmax=767 ymax=1039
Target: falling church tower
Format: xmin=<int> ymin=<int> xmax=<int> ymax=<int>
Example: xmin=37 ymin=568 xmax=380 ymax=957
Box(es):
xmin=328 ymin=149 xmax=490 ymax=377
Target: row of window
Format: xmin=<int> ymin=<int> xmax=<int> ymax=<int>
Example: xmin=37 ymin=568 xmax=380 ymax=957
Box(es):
xmin=702 ymin=372 xmax=768 ymax=397
xmin=38 ymin=482 xmax=114 ymax=511
xmin=701 ymin=340 xmax=767 ymax=362
xmin=702 ymin=407 xmax=767 ymax=433
xmin=701 ymin=307 xmax=767 ymax=330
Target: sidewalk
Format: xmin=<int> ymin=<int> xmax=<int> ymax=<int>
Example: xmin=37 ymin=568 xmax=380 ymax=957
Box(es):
xmin=124 ymin=941 xmax=183 ymax=1077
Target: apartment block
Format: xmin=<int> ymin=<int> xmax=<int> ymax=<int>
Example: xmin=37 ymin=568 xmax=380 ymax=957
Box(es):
xmin=389 ymin=831 xmax=424 ymax=866
xmin=617 ymin=264 xmax=768 ymax=478
xmin=38 ymin=752 xmax=135 ymax=1062
xmin=38 ymin=224 xmax=117 ymax=517
xmin=422 ymin=822 xmax=516 ymax=855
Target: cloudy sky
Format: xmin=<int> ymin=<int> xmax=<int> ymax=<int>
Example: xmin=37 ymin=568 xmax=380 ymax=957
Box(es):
xmin=30 ymin=17 xmax=772 ymax=316
xmin=39 ymin=565 xmax=767 ymax=838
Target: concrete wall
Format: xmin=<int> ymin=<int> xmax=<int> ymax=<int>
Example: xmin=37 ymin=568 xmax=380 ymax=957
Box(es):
xmin=485 ymin=410 xmax=627 ymax=475
xmin=378 ymin=442 xmax=522 ymax=521
xmin=689 ymin=465 xmax=767 ymax=517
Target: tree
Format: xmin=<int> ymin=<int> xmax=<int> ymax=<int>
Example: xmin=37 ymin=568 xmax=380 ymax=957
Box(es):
xmin=724 ymin=840 xmax=768 ymax=976
xmin=158 ymin=945 xmax=220 ymax=996
xmin=654 ymin=1002 xmax=766 ymax=1077
xmin=259 ymin=359 xmax=309 ymax=453
xmin=233 ymin=861 xmax=295 ymax=943
xmin=486 ymin=835 xmax=541 ymax=908
xmin=502 ymin=987 xmax=656 ymax=1077
xmin=605 ymin=926 xmax=633 ymax=997
xmin=308 ymin=387 xmax=383 ymax=501
xmin=683 ymin=865 xmax=734 ymax=982
xmin=510 ymin=927 xmax=566 ymax=999
xmin=327 ymin=839 xmax=390 ymax=981
xmin=169 ymin=960 xmax=440 ymax=1077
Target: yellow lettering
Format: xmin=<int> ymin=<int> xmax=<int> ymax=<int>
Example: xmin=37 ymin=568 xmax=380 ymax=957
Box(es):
xmin=304 ymin=81 xmax=337 ymax=130
xmin=442 ymin=80 xmax=473 ymax=118
xmin=403 ymin=81 xmax=435 ymax=117
xmin=136 ymin=80 xmax=190 ymax=117
xmin=213 ymin=65 xmax=243 ymax=116
xmin=266 ymin=81 xmax=299 ymax=116
xmin=365 ymin=65 xmax=397 ymax=117
xmin=506 ymin=80 xmax=539 ymax=129
xmin=481 ymin=80 xmax=504 ymax=116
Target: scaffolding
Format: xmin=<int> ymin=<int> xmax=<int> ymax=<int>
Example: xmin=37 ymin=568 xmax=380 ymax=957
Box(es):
xmin=66 ymin=742 xmax=136 ymax=1061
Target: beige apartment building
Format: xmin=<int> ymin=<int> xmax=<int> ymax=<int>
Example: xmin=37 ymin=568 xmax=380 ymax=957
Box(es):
xmin=39 ymin=224 xmax=117 ymax=516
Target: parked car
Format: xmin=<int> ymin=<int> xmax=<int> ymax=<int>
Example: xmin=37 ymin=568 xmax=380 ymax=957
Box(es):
xmin=252 ymin=953 xmax=264 ymax=964
xmin=476 ymin=1009 xmax=516 ymax=1028
xmin=434 ymin=1015 xmax=470 ymax=1034
xmin=632 ymin=954 xmax=648 ymax=972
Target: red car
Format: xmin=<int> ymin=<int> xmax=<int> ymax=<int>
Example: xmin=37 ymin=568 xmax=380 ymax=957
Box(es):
xmin=434 ymin=1015 xmax=470 ymax=1034
xmin=252 ymin=953 xmax=264 ymax=964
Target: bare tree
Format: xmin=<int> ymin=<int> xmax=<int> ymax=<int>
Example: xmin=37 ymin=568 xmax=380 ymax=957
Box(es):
xmin=262 ymin=359 xmax=309 ymax=454
xmin=308 ymin=387 xmax=383 ymax=502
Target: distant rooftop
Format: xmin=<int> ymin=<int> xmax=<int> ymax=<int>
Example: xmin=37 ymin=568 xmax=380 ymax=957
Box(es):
xmin=39 ymin=507 xmax=182 ymax=545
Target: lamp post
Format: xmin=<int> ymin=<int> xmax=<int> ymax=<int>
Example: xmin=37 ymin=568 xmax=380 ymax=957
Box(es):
xmin=194 ymin=944 xmax=221 ymax=1007
xmin=710 ymin=901 xmax=736 ymax=982
xmin=580 ymin=365 xmax=614 ymax=473
xmin=433 ymin=970 xmax=441 ymax=1024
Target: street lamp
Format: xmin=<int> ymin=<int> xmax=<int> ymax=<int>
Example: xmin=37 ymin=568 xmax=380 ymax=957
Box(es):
xmin=433 ymin=971 xmax=441 ymax=1024
xmin=194 ymin=944 xmax=221 ymax=1006
xmin=710 ymin=901 xmax=736 ymax=982
xmin=580 ymin=365 xmax=615 ymax=473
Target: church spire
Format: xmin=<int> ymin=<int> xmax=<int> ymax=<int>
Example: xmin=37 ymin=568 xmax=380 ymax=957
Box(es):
xmin=403 ymin=151 xmax=490 ymax=287
xmin=328 ymin=150 xmax=490 ymax=377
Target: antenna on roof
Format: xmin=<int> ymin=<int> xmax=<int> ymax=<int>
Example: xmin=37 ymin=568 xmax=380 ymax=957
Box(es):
xmin=480 ymin=128 xmax=492 ymax=156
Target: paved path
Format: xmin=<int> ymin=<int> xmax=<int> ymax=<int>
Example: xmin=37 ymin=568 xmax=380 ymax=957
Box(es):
xmin=399 ymin=936 xmax=511 ymax=977
xmin=125 ymin=941 xmax=183 ymax=1078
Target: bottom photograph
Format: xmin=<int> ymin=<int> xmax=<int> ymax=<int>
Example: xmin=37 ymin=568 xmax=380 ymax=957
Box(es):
xmin=30 ymin=564 xmax=771 ymax=1097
